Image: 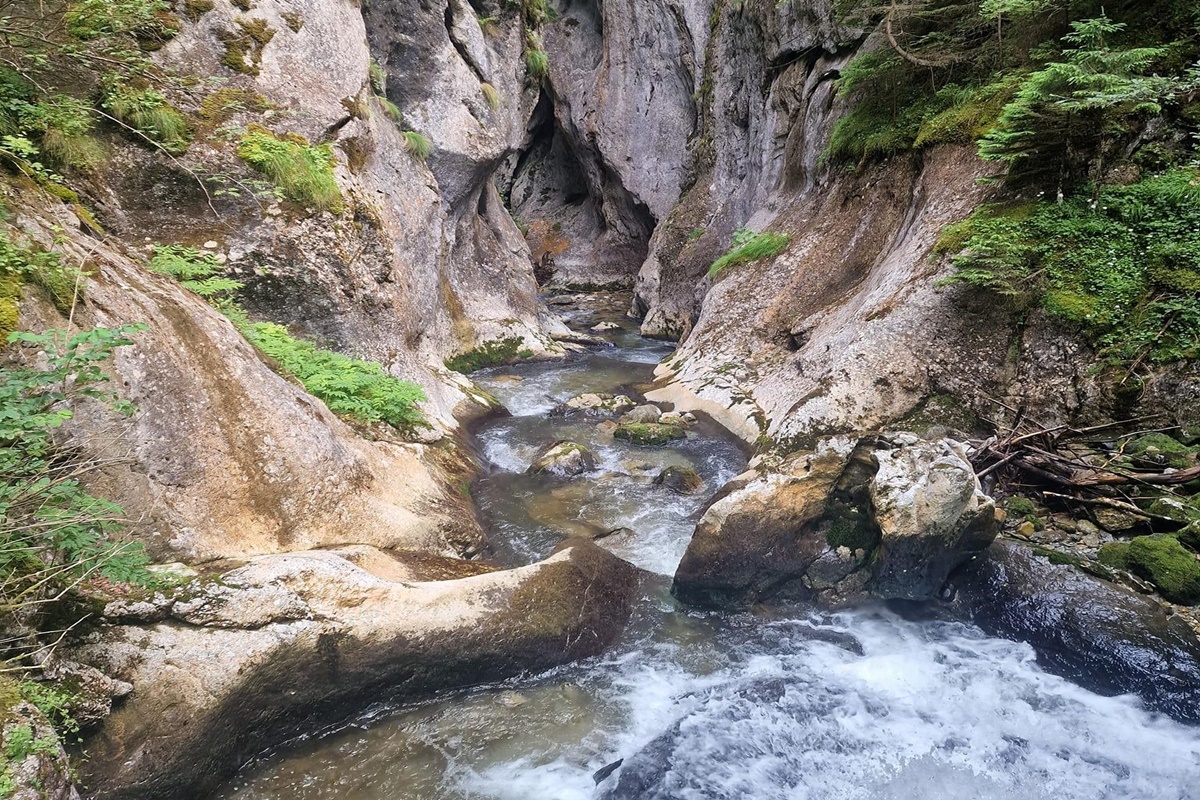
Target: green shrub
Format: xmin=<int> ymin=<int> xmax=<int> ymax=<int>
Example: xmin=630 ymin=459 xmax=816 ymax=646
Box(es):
xmin=241 ymin=322 xmax=427 ymax=429
xmin=236 ymin=125 xmax=343 ymax=213
xmin=525 ymin=48 xmax=549 ymax=80
xmin=940 ymin=169 xmax=1200 ymax=364
xmin=708 ymin=227 xmax=790 ymax=277
xmin=1 ymin=325 xmax=155 ymax=633
xmin=377 ymin=96 xmax=403 ymax=122
xmin=402 ymin=130 xmax=432 ymax=161
xmin=100 ymin=76 xmax=190 ymax=153
xmin=0 ymin=230 xmax=85 ymax=316
xmin=481 ymin=82 xmax=501 ymax=110
xmin=369 ymin=60 xmax=386 ymax=94
xmin=1126 ymin=534 xmax=1200 ymax=604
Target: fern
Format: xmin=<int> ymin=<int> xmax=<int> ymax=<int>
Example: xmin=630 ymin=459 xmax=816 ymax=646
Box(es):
xmin=240 ymin=322 xmax=427 ymax=429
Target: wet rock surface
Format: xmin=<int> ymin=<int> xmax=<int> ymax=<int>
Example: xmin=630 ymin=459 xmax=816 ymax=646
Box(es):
xmin=527 ymin=440 xmax=599 ymax=477
xmin=950 ymin=539 xmax=1200 ymax=723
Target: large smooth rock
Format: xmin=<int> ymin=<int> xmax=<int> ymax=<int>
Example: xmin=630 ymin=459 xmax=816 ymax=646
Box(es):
xmin=950 ymin=540 xmax=1200 ymax=723
xmin=869 ymin=435 xmax=999 ymax=600
xmin=672 ymin=441 xmax=854 ymax=607
xmin=528 ymin=440 xmax=598 ymax=477
xmin=622 ymin=404 xmax=663 ymax=424
xmin=73 ymin=542 xmax=642 ymax=800
xmin=653 ymin=465 xmax=704 ymax=495
xmin=673 ymin=434 xmax=999 ymax=608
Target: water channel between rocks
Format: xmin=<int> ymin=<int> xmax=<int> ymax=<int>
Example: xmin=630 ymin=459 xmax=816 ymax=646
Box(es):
xmin=215 ymin=296 xmax=1200 ymax=800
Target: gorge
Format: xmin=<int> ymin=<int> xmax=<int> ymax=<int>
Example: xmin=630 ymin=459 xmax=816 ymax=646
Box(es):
xmin=0 ymin=0 xmax=1199 ymax=798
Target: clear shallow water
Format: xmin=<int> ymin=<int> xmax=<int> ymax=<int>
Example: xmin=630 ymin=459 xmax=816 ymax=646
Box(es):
xmin=216 ymin=303 xmax=1200 ymax=800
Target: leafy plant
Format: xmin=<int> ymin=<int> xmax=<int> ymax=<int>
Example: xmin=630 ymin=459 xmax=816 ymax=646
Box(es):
xmin=147 ymin=245 xmax=243 ymax=300
xmin=240 ymin=322 xmax=427 ymax=430
xmin=708 ymin=227 xmax=790 ymax=277
xmin=100 ymin=76 xmax=191 ymax=153
xmin=236 ymin=125 xmax=343 ymax=213
xmin=941 ymin=168 xmax=1200 ymax=365
xmin=1 ymin=324 xmax=154 ymax=640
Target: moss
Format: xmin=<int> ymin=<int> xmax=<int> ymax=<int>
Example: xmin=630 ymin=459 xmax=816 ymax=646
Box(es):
xmin=0 ymin=269 xmax=21 ymax=340
xmin=198 ymin=88 xmax=271 ymax=125
xmin=218 ymin=18 xmax=276 ymax=76
xmin=1125 ymin=433 xmax=1198 ymax=469
xmin=1125 ymin=534 xmax=1200 ymax=604
xmin=825 ymin=508 xmax=878 ymax=552
xmin=1177 ymin=523 xmax=1200 ymax=552
xmin=613 ymin=423 xmax=686 ymax=446
xmin=282 ymin=11 xmax=304 ymax=33
xmin=182 ymin=0 xmax=215 ymax=21
xmin=444 ymin=336 xmax=530 ymax=373
xmin=1097 ymin=541 xmax=1132 ymax=570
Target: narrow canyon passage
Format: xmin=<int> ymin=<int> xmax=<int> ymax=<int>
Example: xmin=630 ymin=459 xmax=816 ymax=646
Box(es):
xmin=214 ymin=295 xmax=1200 ymax=800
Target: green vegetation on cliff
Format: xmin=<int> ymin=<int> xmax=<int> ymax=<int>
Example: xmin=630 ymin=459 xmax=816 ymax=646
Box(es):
xmin=237 ymin=126 xmax=344 ymax=213
xmin=1 ymin=326 xmax=155 ymax=635
xmin=833 ymin=1 xmax=1199 ymax=367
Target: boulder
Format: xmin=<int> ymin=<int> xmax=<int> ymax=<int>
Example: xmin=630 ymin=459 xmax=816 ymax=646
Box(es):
xmin=672 ymin=441 xmax=854 ymax=607
xmin=868 ymin=436 xmax=1000 ymax=600
xmin=673 ymin=434 xmax=1000 ymax=608
xmin=653 ymin=466 xmax=704 ymax=495
xmin=621 ymin=404 xmax=663 ymax=424
xmin=528 ymin=440 xmax=598 ymax=477
xmin=613 ymin=423 xmax=686 ymax=446
xmin=950 ymin=540 xmax=1200 ymax=723
xmin=73 ymin=542 xmax=643 ymax=800
xmin=591 ymin=322 xmax=622 ymax=332
xmin=558 ymin=393 xmax=637 ymax=416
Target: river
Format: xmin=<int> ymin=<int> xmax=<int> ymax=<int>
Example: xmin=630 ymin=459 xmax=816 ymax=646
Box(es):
xmin=215 ymin=294 xmax=1200 ymax=800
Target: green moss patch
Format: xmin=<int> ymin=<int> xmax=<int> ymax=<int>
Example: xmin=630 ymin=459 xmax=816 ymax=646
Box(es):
xmin=708 ymin=227 xmax=790 ymax=278
xmin=444 ymin=336 xmax=532 ymax=374
xmin=613 ymin=423 xmax=686 ymax=446
xmin=218 ymin=17 xmax=275 ymax=76
xmin=1108 ymin=534 xmax=1200 ymax=604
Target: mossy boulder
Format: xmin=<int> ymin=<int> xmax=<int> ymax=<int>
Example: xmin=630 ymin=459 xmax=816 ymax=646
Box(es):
xmin=1109 ymin=535 xmax=1200 ymax=605
xmin=1125 ymin=433 xmax=1199 ymax=470
xmin=653 ymin=465 xmax=703 ymax=494
xmin=1097 ymin=541 xmax=1132 ymax=570
xmin=614 ymin=423 xmax=686 ymax=446
xmin=528 ymin=441 xmax=597 ymax=477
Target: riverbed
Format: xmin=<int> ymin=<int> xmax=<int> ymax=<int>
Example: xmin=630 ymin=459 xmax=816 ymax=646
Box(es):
xmin=215 ymin=295 xmax=1200 ymax=800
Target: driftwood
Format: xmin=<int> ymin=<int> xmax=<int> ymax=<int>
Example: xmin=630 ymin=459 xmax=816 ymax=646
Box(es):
xmin=967 ymin=398 xmax=1196 ymax=524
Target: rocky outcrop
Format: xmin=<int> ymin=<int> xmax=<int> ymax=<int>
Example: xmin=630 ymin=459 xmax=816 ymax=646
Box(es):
xmin=950 ymin=540 xmax=1200 ymax=723
xmin=97 ymin=0 xmax=567 ymax=430
xmin=507 ymin=0 xmax=712 ymax=287
xmin=869 ymin=435 xmax=1000 ymax=600
xmin=672 ymin=434 xmax=999 ymax=608
xmin=14 ymin=198 xmax=483 ymax=564
xmin=72 ymin=540 xmax=643 ymax=800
